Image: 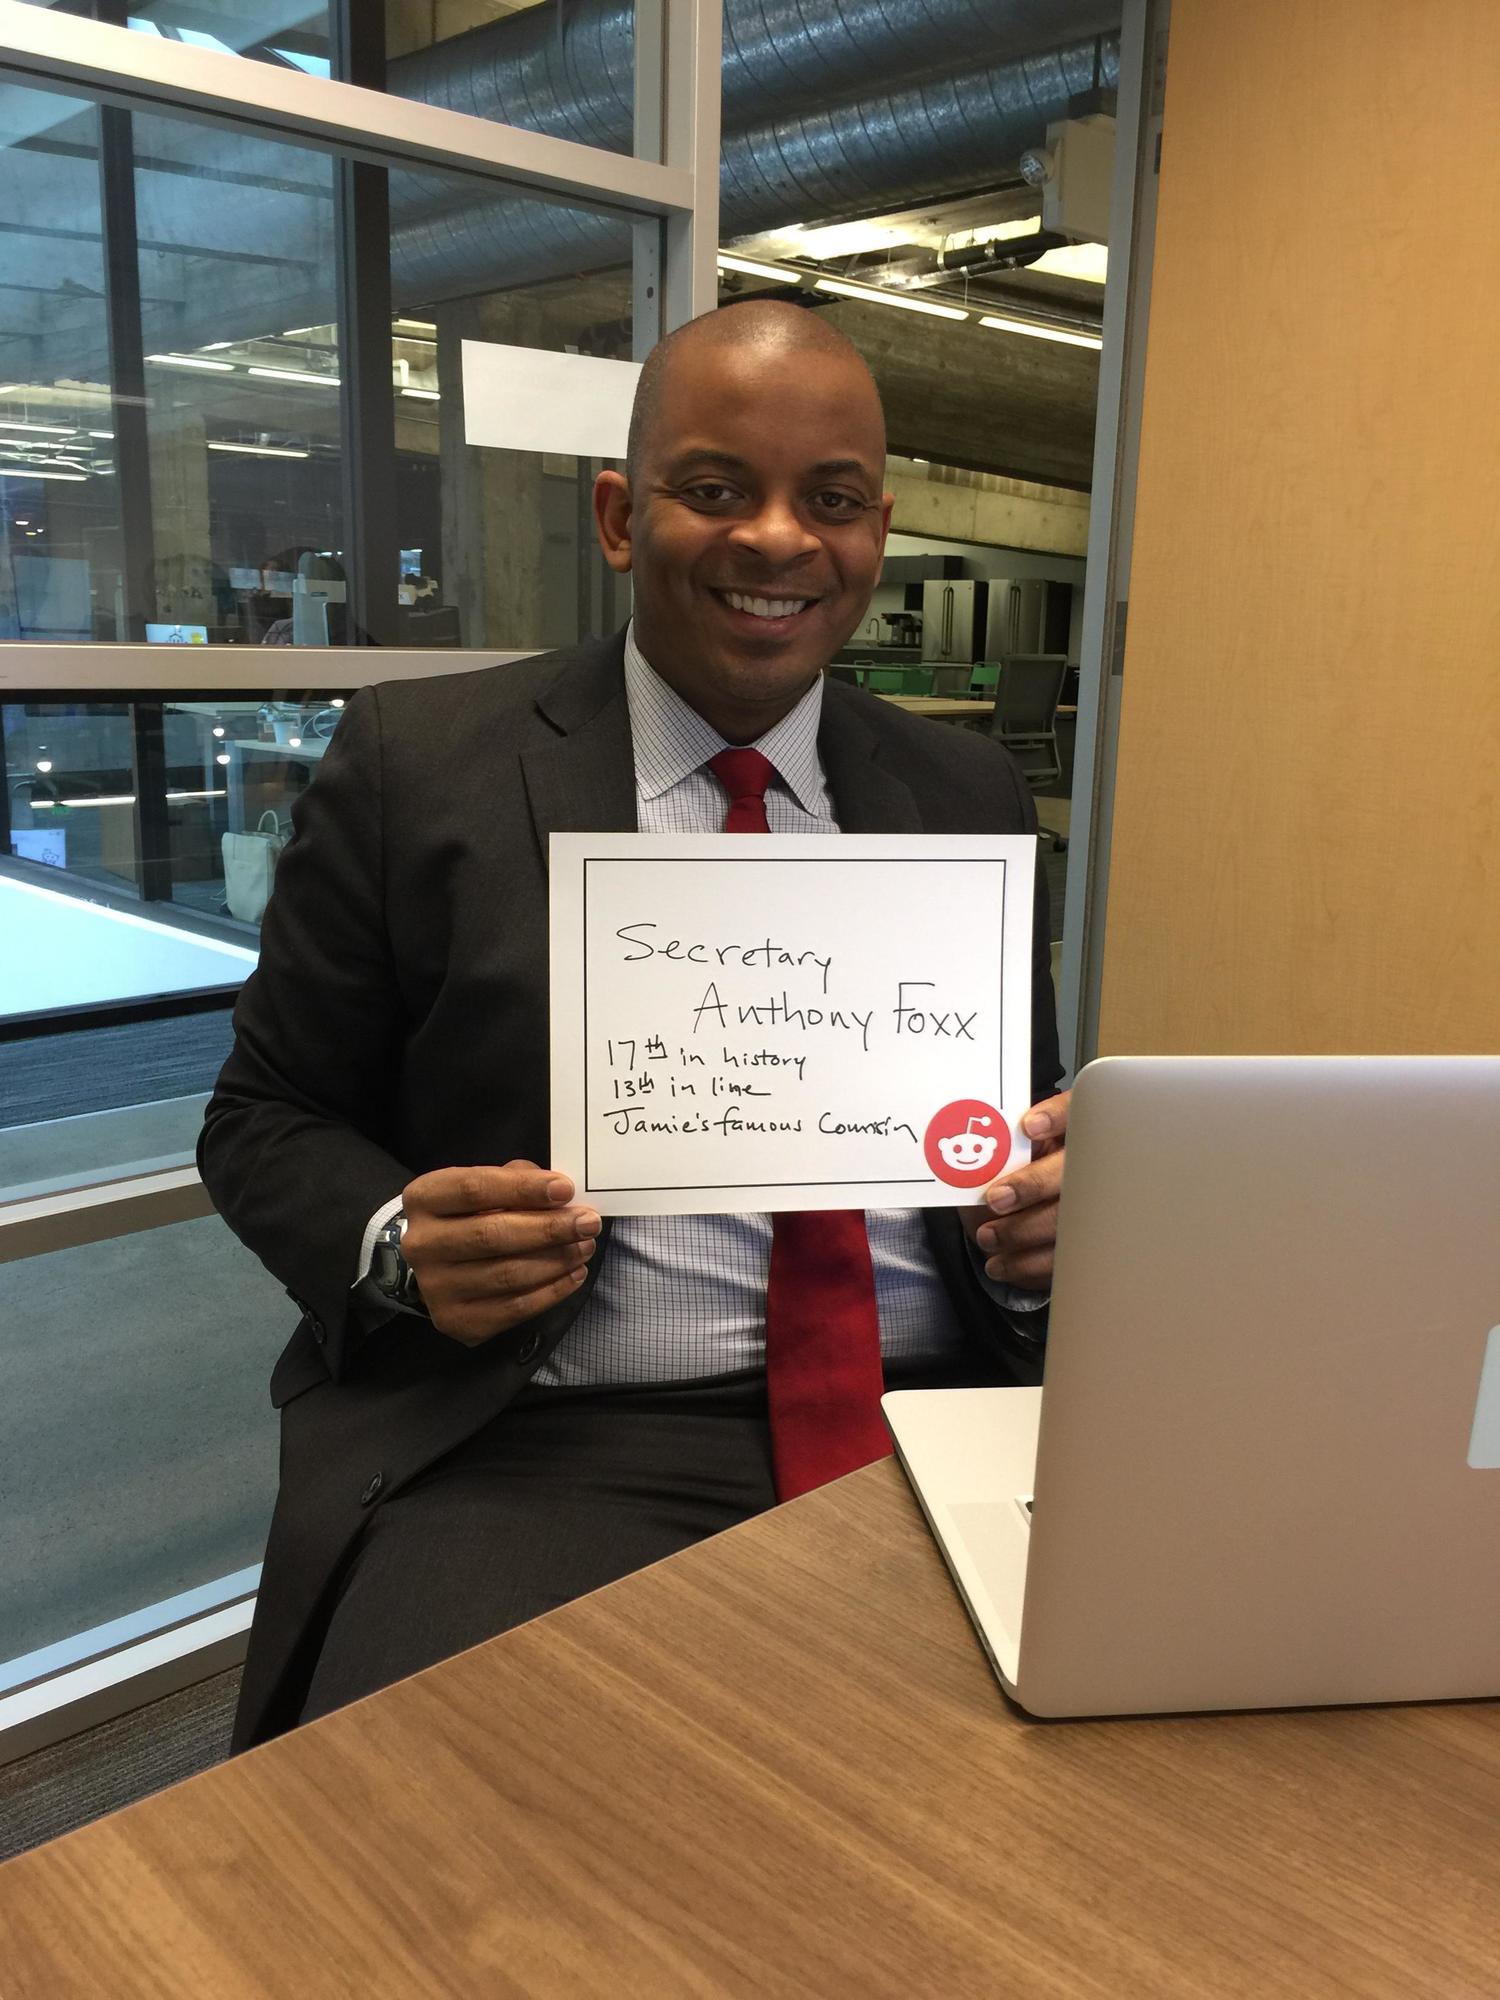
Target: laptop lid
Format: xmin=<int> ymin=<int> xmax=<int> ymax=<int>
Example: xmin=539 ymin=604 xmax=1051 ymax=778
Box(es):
xmin=1014 ymin=1055 xmax=1500 ymax=1717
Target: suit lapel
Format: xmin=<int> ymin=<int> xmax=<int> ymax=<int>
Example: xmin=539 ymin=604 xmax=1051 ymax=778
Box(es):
xmin=818 ymin=684 xmax=924 ymax=833
xmin=520 ymin=635 xmax=639 ymax=851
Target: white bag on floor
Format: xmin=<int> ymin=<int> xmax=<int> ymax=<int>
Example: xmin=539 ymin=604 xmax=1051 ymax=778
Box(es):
xmin=222 ymin=810 xmax=289 ymax=922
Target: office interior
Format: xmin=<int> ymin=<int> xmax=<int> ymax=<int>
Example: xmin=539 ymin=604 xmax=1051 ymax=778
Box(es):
xmin=3 ymin=0 xmax=1495 ymax=1941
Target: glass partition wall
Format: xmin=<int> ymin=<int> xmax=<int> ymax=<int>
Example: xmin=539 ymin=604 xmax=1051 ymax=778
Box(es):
xmin=0 ymin=0 xmax=720 ymax=1760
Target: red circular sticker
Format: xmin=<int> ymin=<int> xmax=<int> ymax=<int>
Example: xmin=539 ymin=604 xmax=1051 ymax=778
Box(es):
xmin=923 ymin=1100 xmax=1011 ymax=1189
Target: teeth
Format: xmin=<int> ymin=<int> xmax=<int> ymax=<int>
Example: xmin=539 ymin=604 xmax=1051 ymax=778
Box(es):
xmin=724 ymin=591 xmax=810 ymax=619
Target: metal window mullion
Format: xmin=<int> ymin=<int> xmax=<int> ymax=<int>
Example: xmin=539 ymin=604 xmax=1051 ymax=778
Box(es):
xmin=330 ymin=2 xmax=396 ymax=648
xmin=87 ymin=8 xmax=157 ymax=644
xmin=0 ymin=3 xmax=694 ymax=220
xmin=661 ymin=0 xmax=722 ymax=330
xmin=1055 ymin=0 xmax=1168 ymax=1077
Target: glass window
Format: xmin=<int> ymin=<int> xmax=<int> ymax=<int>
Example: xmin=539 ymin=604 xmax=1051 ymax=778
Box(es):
xmin=0 ymin=76 xmax=643 ymax=650
xmin=11 ymin=1 xmax=641 ymax=156
xmin=0 ymin=1216 xmax=284 ymax=1675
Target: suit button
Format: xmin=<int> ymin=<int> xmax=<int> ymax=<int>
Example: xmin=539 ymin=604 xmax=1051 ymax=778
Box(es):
xmin=360 ymin=1472 xmax=384 ymax=1506
xmin=516 ymin=1333 xmax=541 ymax=1365
xmin=309 ymin=1317 xmax=326 ymax=1344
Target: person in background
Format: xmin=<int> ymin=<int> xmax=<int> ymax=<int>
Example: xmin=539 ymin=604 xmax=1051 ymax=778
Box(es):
xmin=200 ymin=300 xmax=1070 ymax=1748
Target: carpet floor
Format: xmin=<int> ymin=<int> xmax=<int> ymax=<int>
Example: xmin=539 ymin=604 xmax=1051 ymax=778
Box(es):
xmin=0 ymin=1667 xmax=242 ymax=1862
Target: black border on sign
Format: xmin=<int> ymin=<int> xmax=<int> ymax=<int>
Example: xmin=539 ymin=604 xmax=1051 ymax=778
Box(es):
xmin=582 ymin=855 xmax=1009 ymax=1195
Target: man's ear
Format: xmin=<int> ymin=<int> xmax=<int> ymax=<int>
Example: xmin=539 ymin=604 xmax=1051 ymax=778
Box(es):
xmin=593 ymin=470 xmax=634 ymax=574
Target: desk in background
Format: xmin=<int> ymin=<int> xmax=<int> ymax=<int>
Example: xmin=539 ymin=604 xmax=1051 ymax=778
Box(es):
xmin=1 ymin=1460 xmax=1495 ymax=1997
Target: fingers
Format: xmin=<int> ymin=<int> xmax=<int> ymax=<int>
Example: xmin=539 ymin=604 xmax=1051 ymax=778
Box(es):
xmin=978 ymin=1144 xmax=1064 ymax=1217
xmin=437 ymin=1237 xmax=596 ymax=1306
xmin=1020 ymin=1088 xmax=1071 ymax=1145
xmin=406 ymin=1160 xmax=574 ymax=1219
xmin=432 ymin=1263 xmax=595 ymax=1349
xmin=409 ymin=1201 xmax=600 ymax=1267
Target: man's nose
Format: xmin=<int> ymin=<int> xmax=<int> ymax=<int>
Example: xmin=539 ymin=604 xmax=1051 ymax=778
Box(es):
xmin=728 ymin=498 xmax=821 ymax=565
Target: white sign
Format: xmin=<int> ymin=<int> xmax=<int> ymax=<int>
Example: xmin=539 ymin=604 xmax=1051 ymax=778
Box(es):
xmin=550 ymin=833 xmax=1035 ymax=1215
xmin=461 ymin=339 xmax=641 ymax=460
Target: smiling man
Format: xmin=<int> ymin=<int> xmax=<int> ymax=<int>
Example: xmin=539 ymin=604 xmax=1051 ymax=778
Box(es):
xmin=201 ymin=300 xmax=1067 ymax=1748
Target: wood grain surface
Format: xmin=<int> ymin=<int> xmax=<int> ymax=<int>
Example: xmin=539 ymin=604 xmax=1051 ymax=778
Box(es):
xmin=2 ymin=1459 xmax=1498 ymax=1998
xmin=1100 ymin=0 xmax=1500 ymax=1055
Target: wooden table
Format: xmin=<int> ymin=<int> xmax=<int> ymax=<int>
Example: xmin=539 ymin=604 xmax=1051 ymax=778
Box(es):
xmin=880 ymin=694 xmax=996 ymax=723
xmin=2 ymin=1460 xmax=1498 ymax=1997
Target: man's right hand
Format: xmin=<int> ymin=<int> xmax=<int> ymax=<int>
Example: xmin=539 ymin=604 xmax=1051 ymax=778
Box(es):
xmin=398 ymin=1162 xmax=601 ymax=1348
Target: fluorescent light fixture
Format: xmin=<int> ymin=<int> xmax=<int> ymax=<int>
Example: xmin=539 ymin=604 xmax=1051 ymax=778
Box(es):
xmin=813 ymin=278 xmax=968 ymax=321
xmin=978 ymin=313 xmax=1102 ymax=349
xmin=400 ymin=387 xmax=440 ymax=402
xmin=0 ymin=384 xmax=22 ymax=394
xmin=0 ymin=466 xmax=87 ymax=481
xmin=248 ymin=366 xmax=341 ymax=388
xmin=35 ymin=788 xmax=228 ymax=809
xmin=206 ymin=441 xmax=310 ymax=459
xmin=201 ymin=342 xmax=235 ymax=352
xmin=0 ymin=419 xmax=77 ymax=435
xmin=216 ymin=752 xmax=231 ymax=766
xmin=88 ymin=430 xmax=115 ymax=440
xmin=393 ymin=318 xmax=437 ymax=335
xmin=717 ymin=252 xmax=798 ymax=283
xmin=147 ymin=354 xmax=235 ymax=372
xmin=1031 ymin=241 xmax=1109 ymax=284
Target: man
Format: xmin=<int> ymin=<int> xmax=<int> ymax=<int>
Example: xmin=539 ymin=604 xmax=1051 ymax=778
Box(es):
xmin=201 ymin=301 xmax=1070 ymax=1749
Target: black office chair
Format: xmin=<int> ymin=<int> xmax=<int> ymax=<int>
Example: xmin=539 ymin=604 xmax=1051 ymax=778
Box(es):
xmin=990 ymin=656 xmax=1068 ymax=849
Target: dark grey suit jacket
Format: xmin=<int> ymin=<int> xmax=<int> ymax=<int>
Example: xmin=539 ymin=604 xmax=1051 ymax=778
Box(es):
xmin=200 ymin=630 xmax=1061 ymax=1747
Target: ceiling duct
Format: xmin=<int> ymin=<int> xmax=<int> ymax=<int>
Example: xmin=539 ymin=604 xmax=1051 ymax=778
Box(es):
xmin=387 ymin=0 xmax=1124 ymax=156
xmin=387 ymin=33 xmax=1119 ymax=309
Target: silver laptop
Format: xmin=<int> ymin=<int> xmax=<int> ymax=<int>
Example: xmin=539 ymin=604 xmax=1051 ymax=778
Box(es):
xmin=884 ymin=1055 xmax=1500 ymax=1717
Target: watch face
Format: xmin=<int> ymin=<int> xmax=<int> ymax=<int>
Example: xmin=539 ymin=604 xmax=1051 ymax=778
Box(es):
xmin=371 ymin=1239 xmax=402 ymax=1296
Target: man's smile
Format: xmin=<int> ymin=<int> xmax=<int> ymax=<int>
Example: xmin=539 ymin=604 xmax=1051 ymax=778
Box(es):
xmin=710 ymin=587 xmax=821 ymax=625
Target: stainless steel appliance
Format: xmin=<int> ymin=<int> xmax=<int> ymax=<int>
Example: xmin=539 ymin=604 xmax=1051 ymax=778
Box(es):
xmin=986 ymin=578 xmax=1072 ymax=658
xmin=920 ymin=580 xmax=989 ymax=663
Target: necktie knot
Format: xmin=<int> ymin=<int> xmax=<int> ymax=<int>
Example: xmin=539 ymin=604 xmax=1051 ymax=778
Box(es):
xmin=708 ymin=747 xmax=777 ymax=833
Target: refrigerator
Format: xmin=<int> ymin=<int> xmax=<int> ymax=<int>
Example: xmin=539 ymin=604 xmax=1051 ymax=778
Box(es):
xmin=920 ymin=580 xmax=989 ymax=663
xmin=986 ymin=578 xmax=1073 ymax=658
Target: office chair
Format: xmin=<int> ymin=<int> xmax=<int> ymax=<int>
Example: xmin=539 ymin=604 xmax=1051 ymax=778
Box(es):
xmin=990 ymin=656 xmax=1068 ymax=848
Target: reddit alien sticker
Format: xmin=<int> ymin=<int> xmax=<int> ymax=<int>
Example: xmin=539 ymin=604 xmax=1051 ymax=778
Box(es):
xmin=923 ymin=1100 xmax=1012 ymax=1190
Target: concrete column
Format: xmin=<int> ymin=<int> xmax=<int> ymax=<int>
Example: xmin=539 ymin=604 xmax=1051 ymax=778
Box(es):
xmin=146 ymin=394 xmax=214 ymax=628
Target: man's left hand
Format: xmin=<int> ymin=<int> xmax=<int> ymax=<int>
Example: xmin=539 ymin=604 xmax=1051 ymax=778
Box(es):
xmin=961 ymin=1089 xmax=1071 ymax=1292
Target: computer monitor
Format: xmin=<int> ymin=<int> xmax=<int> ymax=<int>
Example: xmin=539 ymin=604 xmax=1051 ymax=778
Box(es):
xmin=146 ymin=622 xmax=208 ymax=644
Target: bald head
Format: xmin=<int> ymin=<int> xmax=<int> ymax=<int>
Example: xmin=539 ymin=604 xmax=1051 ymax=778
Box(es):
xmin=625 ymin=300 xmax=883 ymax=488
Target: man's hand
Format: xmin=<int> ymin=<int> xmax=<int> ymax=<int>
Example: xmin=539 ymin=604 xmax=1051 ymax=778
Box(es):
xmin=399 ymin=1162 xmax=601 ymax=1348
xmin=961 ymin=1090 xmax=1071 ymax=1293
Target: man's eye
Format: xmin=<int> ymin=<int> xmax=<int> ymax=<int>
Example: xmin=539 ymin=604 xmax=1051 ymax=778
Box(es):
xmin=683 ymin=482 xmax=739 ymax=506
xmin=812 ymin=491 xmax=863 ymax=515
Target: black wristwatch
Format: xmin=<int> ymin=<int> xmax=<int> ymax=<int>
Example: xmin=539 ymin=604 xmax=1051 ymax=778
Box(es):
xmin=369 ymin=1210 xmax=428 ymax=1317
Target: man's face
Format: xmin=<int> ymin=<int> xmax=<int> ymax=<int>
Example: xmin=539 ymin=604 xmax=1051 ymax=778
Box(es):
xmin=594 ymin=339 xmax=893 ymax=741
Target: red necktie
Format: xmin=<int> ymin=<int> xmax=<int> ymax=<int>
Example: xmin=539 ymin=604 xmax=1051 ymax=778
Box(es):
xmin=708 ymin=748 xmax=892 ymax=1501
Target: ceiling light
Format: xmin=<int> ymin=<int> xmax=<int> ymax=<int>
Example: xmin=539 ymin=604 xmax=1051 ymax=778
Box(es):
xmin=216 ymin=752 xmax=231 ymax=766
xmin=978 ymin=313 xmax=1102 ymax=349
xmin=717 ymin=252 xmax=797 ymax=283
xmin=393 ymin=318 xmax=437 ymax=335
xmin=35 ymin=758 xmax=52 ymax=773
xmin=777 ymin=220 xmax=911 ymax=260
xmin=400 ymin=388 xmax=440 ymax=402
xmin=1030 ymin=242 xmax=1109 ymax=284
xmin=212 ymin=725 xmax=225 ymax=737
xmin=88 ymin=430 xmax=115 ymax=440
xmin=248 ymin=366 xmax=341 ymax=388
xmin=813 ymin=278 xmax=967 ymax=321
xmin=147 ymin=353 xmax=235 ymax=372
xmin=0 ymin=466 xmax=88 ymax=481
xmin=206 ymin=441 xmax=311 ymax=459
xmin=0 ymin=419 xmax=77 ymax=435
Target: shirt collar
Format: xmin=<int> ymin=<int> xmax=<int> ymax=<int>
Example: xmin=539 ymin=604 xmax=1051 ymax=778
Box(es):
xmin=623 ymin=619 xmax=826 ymax=812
